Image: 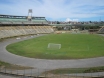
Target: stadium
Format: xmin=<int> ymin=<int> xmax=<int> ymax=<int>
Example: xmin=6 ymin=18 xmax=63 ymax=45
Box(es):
xmin=0 ymin=10 xmax=104 ymax=78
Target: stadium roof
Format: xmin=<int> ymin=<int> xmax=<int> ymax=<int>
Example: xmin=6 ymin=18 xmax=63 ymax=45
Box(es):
xmin=0 ymin=14 xmax=45 ymax=18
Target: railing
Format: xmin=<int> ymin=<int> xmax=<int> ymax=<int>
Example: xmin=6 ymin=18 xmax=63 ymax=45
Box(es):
xmin=0 ymin=66 xmax=104 ymax=78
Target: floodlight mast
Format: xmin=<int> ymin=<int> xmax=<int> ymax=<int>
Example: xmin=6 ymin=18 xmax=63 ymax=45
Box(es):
xmin=28 ymin=9 xmax=32 ymax=21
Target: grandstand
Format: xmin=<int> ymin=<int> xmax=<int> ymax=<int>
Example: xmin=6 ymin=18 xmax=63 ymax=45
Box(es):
xmin=0 ymin=14 xmax=54 ymax=39
xmin=0 ymin=26 xmax=54 ymax=39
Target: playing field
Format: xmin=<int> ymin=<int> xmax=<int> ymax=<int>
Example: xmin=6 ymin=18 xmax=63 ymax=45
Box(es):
xmin=6 ymin=34 xmax=104 ymax=59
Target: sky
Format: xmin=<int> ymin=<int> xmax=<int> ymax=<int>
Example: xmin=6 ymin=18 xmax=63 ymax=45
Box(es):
xmin=0 ymin=0 xmax=104 ymax=21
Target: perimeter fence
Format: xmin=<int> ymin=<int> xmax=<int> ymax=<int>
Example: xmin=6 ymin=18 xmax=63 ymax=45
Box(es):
xmin=0 ymin=66 xmax=104 ymax=78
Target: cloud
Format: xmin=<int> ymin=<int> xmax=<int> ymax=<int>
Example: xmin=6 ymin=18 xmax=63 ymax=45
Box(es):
xmin=0 ymin=0 xmax=104 ymax=21
xmin=65 ymin=18 xmax=72 ymax=22
xmin=65 ymin=18 xmax=79 ymax=22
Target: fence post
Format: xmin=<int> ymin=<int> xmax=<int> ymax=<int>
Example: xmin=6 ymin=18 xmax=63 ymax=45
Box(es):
xmin=83 ymin=73 xmax=86 ymax=78
xmin=68 ymin=74 xmax=69 ymax=78
xmin=5 ymin=66 xmax=6 ymax=74
xmin=0 ymin=66 xmax=1 ymax=72
xmin=97 ymin=72 xmax=99 ymax=77
xmin=90 ymin=72 xmax=92 ymax=78
xmin=24 ymin=69 xmax=25 ymax=77
xmin=102 ymin=72 xmax=104 ymax=77
xmin=76 ymin=73 xmax=77 ymax=78
xmin=37 ymin=68 xmax=39 ymax=78
xmin=31 ymin=68 xmax=32 ymax=77
xmin=45 ymin=69 xmax=46 ymax=78
xmin=17 ymin=69 xmax=18 ymax=76
xmin=83 ymin=73 xmax=85 ymax=78
xmin=60 ymin=74 xmax=62 ymax=78
xmin=102 ymin=72 xmax=104 ymax=76
xmin=11 ymin=67 xmax=12 ymax=74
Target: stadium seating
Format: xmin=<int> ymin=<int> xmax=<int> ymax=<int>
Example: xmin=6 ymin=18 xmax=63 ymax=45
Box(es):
xmin=0 ymin=18 xmax=27 ymax=22
xmin=0 ymin=18 xmax=48 ymax=24
xmin=0 ymin=15 xmax=52 ymax=39
xmin=32 ymin=19 xmax=48 ymax=24
xmin=98 ymin=26 xmax=104 ymax=33
xmin=0 ymin=26 xmax=54 ymax=39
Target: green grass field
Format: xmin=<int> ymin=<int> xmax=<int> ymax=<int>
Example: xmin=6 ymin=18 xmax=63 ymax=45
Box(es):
xmin=6 ymin=34 xmax=104 ymax=59
xmin=46 ymin=66 xmax=104 ymax=74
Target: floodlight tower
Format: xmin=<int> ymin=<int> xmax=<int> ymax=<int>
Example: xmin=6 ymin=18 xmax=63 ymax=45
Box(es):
xmin=28 ymin=9 xmax=32 ymax=21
